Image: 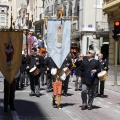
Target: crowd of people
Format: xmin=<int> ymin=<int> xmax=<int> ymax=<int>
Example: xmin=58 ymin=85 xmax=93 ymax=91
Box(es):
xmin=3 ymin=30 xmax=108 ymax=112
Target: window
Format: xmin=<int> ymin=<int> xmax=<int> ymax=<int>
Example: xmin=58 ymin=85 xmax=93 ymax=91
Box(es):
xmin=0 ymin=22 xmax=5 ymax=26
xmin=0 ymin=15 xmax=5 ymax=20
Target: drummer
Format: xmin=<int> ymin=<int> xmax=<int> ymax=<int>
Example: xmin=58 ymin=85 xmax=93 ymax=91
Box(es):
xmin=97 ymin=53 xmax=108 ymax=98
xmin=27 ymin=47 xmax=44 ymax=97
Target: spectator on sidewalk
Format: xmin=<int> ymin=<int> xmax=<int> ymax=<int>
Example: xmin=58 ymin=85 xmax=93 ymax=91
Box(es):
xmin=79 ymin=50 xmax=101 ymax=110
xmin=97 ymin=53 xmax=108 ymax=98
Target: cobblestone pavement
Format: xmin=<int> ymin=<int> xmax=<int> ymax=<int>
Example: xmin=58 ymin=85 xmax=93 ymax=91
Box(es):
xmin=0 ymin=74 xmax=120 ymax=120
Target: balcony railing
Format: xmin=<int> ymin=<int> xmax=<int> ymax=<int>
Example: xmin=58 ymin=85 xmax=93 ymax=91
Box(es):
xmin=96 ymin=22 xmax=109 ymax=32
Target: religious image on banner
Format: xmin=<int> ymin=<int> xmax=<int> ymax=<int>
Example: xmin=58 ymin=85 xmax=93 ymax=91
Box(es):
xmin=56 ymin=25 xmax=62 ymax=48
xmin=4 ymin=37 xmax=14 ymax=66
xmin=47 ymin=19 xmax=71 ymax=68
xmin=0 ymin=31 xmax=23 ymax=83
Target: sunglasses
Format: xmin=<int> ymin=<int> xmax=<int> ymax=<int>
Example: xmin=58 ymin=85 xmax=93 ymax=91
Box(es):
xmin=88 ymin=52 xmax=93 ymax=54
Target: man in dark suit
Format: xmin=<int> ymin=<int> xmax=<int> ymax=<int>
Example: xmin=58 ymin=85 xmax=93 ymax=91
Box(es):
xmin=61 ymin=54 xmax=72 ymax=96
xmin=97 ymin=53 xmax=108 ymax=97
xmin=28 ymin=47 xmax=44 ymax=97
xmin=4 ymin=70 xmax=20 ymax=112
xmin=79 ymin=50 xmax=101 ymax=110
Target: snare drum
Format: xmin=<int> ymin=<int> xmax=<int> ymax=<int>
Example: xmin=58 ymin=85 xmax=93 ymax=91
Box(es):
xmin=97 ymin=71 xmax=108 ymax=81
xmin=29 ymin=66 xmax=40 ymax=76
xmin=63 ymin=67 xmax=71 ymax=76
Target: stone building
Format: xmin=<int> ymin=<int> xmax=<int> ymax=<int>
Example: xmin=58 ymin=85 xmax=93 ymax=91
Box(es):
xmin=103 ymin=0 xmax=120 ymax=75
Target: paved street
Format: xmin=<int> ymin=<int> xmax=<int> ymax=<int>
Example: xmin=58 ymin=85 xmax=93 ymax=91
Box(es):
xmin=0 ymin=73 xmax=120 ymax=120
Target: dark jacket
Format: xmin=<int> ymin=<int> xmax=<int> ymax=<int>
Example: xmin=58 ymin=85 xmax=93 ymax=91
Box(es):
xmin=44 ymin=57 xmax=57 ymax=72
xmin=99 ymin=60 xmax=108 ymax=71
xmin=20 ymin=54 xmax=28 ymax=73
xmin=80 ymin=58 xmax=101 ymax=85
xmin=29 ymin=54 xmax=44 ymax=71
xmin=61 ymin=56 xmax=72 ymax=69
xmin=74 ymin=59 xmax=82 ymax=76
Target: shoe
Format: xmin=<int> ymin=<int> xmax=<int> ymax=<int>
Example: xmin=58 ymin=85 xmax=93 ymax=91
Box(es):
xmin=36 ymin=93 xmax=40 ymax=97
xmin=63 ymin=93 xmax=67 ymax=96
xmin=57 ymin=105 xmax=62 ymax=109
xmin=10 ymin=107 xmax=16 ymax=111
xmin=79 ymin=88 xmax=82 ymax=91
xmin=45 ymin=83 xmax=47 ymax=85
xmin=75 ymin=89 xmax=78 ymax=91
xmin=52 ymin=101 xmax=57 ymax=108
xmin=100 ymin=95 xmax=104 ymax=98
xmin=35 ymin=91 xmax=40 ymax=97
xmin=53 ymin=103 xmax=57 ymax=108
xmin=46 ymin=89 xmax=50 ymax=92
xmin=29 ymin=91 xmax=35 ymax=96
xmin=81 ymin=105 xmax=87 ymax=110
xmin=88 ymin=106 xmax=92 ymax=110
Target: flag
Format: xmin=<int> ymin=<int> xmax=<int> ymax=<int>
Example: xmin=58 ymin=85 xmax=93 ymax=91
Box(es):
xmin=47 ymin=19 xmax=71 ymax=68
xmin=0 ymin=31 xmax=23 ymax=83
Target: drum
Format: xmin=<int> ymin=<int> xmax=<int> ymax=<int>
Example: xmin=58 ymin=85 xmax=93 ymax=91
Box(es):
xmin=29 ymin=66 xmax=40 ymax=76
xmin=97 ymin=71 xmax=108 ymax=81
xmin=63 ymin=67 xmax=71 ymax=76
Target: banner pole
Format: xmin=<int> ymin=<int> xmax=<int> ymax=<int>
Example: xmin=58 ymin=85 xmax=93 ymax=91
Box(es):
xmin=10 ymin=7 xmax=13 ymax=31
xmin=26 ymin=29 xmax=29 ymax=61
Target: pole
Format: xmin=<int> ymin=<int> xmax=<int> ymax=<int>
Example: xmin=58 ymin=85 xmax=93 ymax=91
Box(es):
xmin=53 ymin=0 xmax=54 ymax=16
xmin=10 ymin=7 xmax=13 ymax=30
xmin=26 ymin=29 xmax=29 ymax=61
xmin=114 ymin=40 xmax=118 ymax=85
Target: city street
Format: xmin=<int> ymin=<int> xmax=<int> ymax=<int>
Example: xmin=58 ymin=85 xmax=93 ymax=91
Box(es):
xmin=0 ymin=73 xmax=120 ymax=120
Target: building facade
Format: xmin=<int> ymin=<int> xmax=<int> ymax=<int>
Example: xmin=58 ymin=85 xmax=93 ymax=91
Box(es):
xmin=0 ymin=0 xmax=9 ymax=29
xmin=43 ymin=0 xmax=109 ymax=57
xmin=103 ymin=0 xmax=120 ymax=75
xmin=32 ymin=0 xmax=44 ymax=36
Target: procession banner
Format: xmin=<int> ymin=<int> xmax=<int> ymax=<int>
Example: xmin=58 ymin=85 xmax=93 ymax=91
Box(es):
xmin=0 ymin=31 xmax=23 ymax=83
xmin=47 ymin=19 xmax=71 ymax=68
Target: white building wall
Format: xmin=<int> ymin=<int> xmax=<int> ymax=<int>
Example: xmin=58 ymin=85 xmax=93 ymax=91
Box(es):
xmin=43 ymin=0 xmax=108 ymax=54
xmin=33 ymin=0 xmax=43 ymax=22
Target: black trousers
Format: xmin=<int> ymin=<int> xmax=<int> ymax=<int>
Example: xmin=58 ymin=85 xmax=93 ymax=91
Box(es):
xmin=4 ymin=79 xmax=16 ymax=108
xmin=81 ymin=84 xmax=96 ymax=107
xmin=29 ymin=74 xmax=40 ymax=92
xmin=46 ymin=72 xmax=53 ymax=90
xmin=63 ymin=75 xmax=70 ymax=94
xmin=100 ymin=81 xmax=105 ymax=95
xmin=40 ymin=71 xmax=44 ymax=84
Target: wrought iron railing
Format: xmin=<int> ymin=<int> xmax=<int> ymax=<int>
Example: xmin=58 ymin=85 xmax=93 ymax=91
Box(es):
xmin=96 ymin=21 xmax=109 ymax=32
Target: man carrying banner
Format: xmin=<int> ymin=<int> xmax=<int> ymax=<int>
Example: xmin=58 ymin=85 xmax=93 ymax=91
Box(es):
xmin=4 ymin=69 xmax=20 ymax=112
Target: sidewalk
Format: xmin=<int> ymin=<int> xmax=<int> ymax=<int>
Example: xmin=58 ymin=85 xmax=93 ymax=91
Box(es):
xmin=105 ymin=75 xmax=120 ymax=93
xmin=70 ymin=74 xmax=120 ymax=93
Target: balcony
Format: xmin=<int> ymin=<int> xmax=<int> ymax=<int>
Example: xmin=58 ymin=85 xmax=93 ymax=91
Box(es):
xmin=96 ymin=22 xmax=109 ymax=32
xmin=96 ymin=22 xmax=109 ymax=37
xmin=103 ymin=0 xmax=120 ymax=12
